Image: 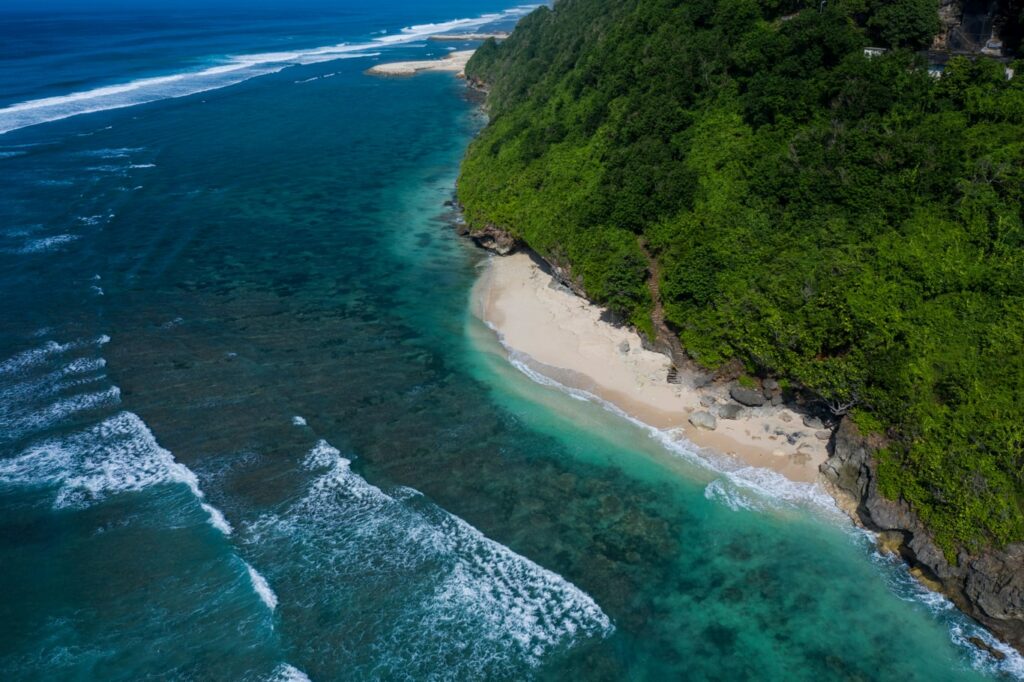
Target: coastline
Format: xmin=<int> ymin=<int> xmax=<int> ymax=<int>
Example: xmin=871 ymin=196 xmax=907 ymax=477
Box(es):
xmin=466 ymin=244 xmax=1024 ymax=667
xmin=367 ymin=49 xmax=475 ymax=77
xmin=471 ymin=250 xmax=831 ymax=485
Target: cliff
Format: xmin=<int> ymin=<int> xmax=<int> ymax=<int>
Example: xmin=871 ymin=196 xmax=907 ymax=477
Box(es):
xmin=823 ymin=418 xmax=1024 ymax=653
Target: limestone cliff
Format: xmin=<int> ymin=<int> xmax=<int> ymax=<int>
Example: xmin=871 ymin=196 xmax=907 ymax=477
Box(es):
xmin=822 ymin=418 xmax=1024 ymax=654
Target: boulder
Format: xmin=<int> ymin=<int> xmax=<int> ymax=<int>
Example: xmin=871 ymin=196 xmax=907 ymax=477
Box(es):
xmin=802 ymin=415 xmax=824 ymax=429
xmin=689 ymin=411 xmax=718 ymax=430
xmin=779 ymin=412 xmax=793 ymax=423
xmin=729 ymin=385 xmax=766 ymax=407
xmin=815 ymin=430 xmax=832 ymax=441
xmin=618 ymin=340 xmax=630 ymax=354
xmin=717 ymin=403 xmax=744 ymax=420
xmin=763 ymin=378 xmax=780 ymax=391
xmin=700 ymin=395 xmax=715 ymax=408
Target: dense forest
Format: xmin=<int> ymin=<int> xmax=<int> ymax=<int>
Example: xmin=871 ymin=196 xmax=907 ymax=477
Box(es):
xmin=458 ymin=0 xmax=1024 ymax=555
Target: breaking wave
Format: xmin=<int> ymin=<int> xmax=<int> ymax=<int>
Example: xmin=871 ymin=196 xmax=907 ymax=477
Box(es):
xmin=243 ymin=438 xmax=612 ymax=676
xmin=0 ymin=5 xmax=540 ymax=135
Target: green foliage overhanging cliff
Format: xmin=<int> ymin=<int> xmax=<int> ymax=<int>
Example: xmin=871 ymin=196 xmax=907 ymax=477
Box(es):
xmin=458 ymin=0 xmax=1024 ymax=554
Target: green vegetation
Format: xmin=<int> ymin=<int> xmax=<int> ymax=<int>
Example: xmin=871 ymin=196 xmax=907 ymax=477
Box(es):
xmin=459 ymin=0 xmax=1024 ymax=555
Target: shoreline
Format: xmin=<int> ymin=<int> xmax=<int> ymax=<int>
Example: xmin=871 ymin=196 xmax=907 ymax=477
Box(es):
xmin=471 ymin=251 xmax=831 ymax=485
xmin=367 ymin=49 xmax=476 ymax=77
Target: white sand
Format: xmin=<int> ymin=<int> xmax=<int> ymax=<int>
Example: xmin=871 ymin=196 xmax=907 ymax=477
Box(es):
xmin=367 ymin=50 xmax=475 ymax=77
xmin=473 ymin=252 xmax=829 ymax=484
xmin=427 ymin=32 xmax=509 ymax=42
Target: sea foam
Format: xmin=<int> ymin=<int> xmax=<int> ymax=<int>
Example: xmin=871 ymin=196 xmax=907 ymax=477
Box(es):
xmin=245 ymin=563 xmax=278 ymax=611
xmin=0 ymin=411 xmax=233 ymax=535
xmin=268 ymin=664 xmax=311 ymax=682
xmin=245 ymin=438 xmax=612 ymax=675
xmin=500 ymin=342 xmax=840 ymax=518
xmin=0 ymin=5 xmax=540 ymax=136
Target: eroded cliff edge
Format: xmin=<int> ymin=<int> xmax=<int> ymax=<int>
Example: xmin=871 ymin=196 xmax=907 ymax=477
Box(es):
xmin=822 ymin=419 xmax=1024 ymax=654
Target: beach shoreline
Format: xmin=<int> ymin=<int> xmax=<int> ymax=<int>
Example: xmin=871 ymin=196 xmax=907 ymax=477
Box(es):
xmin=367 ymin=49 xmax=476 ymax=77
xmin=472 ymin=250 xmax=831 ymax=485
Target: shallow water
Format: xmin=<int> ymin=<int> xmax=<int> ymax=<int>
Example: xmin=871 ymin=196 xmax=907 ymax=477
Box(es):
xmin=0 ymin=2 xmax=1021 ymax=680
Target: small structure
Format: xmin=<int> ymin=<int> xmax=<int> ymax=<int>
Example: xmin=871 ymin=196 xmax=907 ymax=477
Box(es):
xmin=864 ymin=47 xmax=888 ymax=59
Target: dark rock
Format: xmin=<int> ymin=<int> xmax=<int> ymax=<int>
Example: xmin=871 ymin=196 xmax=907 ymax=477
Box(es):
xmin=717 ymin=403 xmax=744 ymax=420
xmin=763 ymin=378 xmax=780 ymax=391
xmin=968 ymin=636 xmax=1008 ymax=661
xmin=468 ymin=224 xmax=518 ymax=256
xmin=803 ymin=415 xmax=824 ymax=429
xmin=771 ymin=394 xmax=783 ymax=406
xmin=821 ymin=418 xmax=1024 ymax=654
xmin=729 ymin=385 xmax=766 ymax=407
xmin=618 ymin=340 xmax=630 ymax=354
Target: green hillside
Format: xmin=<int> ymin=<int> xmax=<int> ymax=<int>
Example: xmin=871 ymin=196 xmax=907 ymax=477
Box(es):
xmin=458 ymin=0 xmax=1024 ymax=555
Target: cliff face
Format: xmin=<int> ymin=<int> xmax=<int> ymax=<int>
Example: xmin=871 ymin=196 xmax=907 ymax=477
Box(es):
xmin=932 ymin=0 xmax=1021 ymax=54
xmin=822 ymin=419 xmax=1024 ymax=653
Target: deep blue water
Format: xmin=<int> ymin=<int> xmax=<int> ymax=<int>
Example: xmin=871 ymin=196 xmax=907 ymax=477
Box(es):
xmin=0 ymin=3 xmax=1022 ymax=680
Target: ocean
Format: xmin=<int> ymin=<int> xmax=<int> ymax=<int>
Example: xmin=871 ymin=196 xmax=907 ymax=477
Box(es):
xmin=0 ymin=2 xmax=1021 ymax=679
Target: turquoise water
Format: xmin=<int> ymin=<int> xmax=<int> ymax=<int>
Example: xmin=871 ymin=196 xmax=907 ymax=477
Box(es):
xmin=0 ymin=3 xmax=1021 ymax=680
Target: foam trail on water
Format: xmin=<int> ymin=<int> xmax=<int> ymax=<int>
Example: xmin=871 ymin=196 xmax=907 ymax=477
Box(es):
xmin=268 ymin=664 xmax=311 ymax=682
xmin=244 ymin=438 xmax=612 ymax=676
xmin=0 ymin=336 xmax=108 ymax=377
xmin=862 ymin=545 xmax=1024 ymax=679
xmin=0 ymin=5 xmax=540 ymax=135
xmin=2 ymin=386 xmax=121 ymax=442
xmin=0 ymin=411 xmax=232 ymax=536
xmin=245 ymin=563 xmax=278 ymax=611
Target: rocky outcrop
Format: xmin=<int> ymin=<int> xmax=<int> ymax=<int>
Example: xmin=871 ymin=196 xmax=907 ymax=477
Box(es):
xmin=689 ymin=411 xmax=717 ymax=430
xmin=468 ymin=224 xmax=518 ymax=255
xmin=821 ymin=418 xmax=1024 ymax=654
xmin=729 ymin=385 xmax=766 ymax=407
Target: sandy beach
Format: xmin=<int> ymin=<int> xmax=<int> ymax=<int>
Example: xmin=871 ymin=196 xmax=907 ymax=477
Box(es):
xmin=473 ymin=251 xmax=830 ymax=483
xmin=428 ymin=32 xmax=509 ymax=41
xmin=367 ymin=50 xmax=475 ymax=77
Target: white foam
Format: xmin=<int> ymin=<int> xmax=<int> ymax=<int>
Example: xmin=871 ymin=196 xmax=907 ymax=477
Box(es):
xmin=0 ymin=358 xmax=107 ymax=408
xmin=0 ymin=5 xmax=539 ymax=135
xmin=291 ymin=415 xmax=307 ymax=427
xmin=15 ymin=234 xmax=80 ymax=254
xmin=268 ymin=664 xmax=311 ymax=682
xmin=500 ymin=342 xmax=841 ymax=519
xmin=862 ymin=538 xmax=1024 ymax=678
xmin=78 ymin=214 xmax=114 ymax=226
xmin=0 ymin=411 xmax=232 ymax=536
xmin=704 ymin=479 xmax=759 ymax=512
xmin=302 ymin=438 xmax=341 ymax=469
xmin=247 ymin=439 xmax=612 ymax=673
xmin=245 ymin=563 xmax=278 ymax=611
xmin=3 ymin=386 xmax=121 ymax=442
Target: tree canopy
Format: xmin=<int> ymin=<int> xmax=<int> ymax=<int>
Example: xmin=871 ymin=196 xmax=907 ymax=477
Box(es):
xmin=460 ymin=0 xmax=1024 ymax=555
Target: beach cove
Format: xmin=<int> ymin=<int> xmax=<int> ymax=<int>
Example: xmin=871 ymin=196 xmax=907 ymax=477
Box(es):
xmin=0 ymin=1 xmax=1021 ymax=679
